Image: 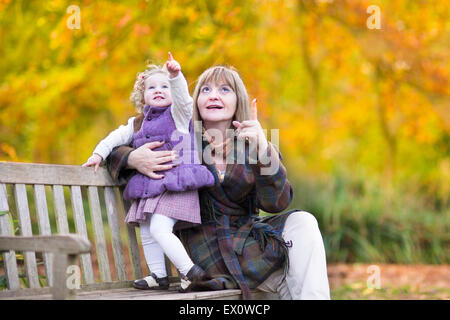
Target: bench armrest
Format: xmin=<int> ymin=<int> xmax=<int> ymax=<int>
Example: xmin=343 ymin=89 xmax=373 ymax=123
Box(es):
xmin=0 ymin=234 xmax=91 ymax=254
xmin=0 ymin=234 xmax=91 ymax=300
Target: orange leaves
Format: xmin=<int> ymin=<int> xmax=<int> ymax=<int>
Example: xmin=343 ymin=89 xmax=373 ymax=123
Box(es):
xmin=0 ymin=143 xmax=18 ymax=161
xmin=0 ymin=0 xmax=447 ymax=201
xmin=117 ymin=10 xmax=132 ymax=29
xmin=132 ymin=23 xmax=151 ymax=37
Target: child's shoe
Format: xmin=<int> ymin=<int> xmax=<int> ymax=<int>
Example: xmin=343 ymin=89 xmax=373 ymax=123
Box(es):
xmin=179 ymin=264 xmax=208 ymax=293
xmin=133 ymin=273 xmax=169 ymax=290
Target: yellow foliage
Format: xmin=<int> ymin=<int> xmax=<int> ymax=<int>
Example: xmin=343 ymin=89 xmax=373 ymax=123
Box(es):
xmin=0 ymin=0 xmax=448 ymax=201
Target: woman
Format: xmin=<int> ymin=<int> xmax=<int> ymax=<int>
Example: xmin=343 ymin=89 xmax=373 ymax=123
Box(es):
xmin=106 ymin=65 xmax=330 ymax=299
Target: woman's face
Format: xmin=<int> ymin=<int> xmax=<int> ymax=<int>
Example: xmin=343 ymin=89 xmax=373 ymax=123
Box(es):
xmin=197 ymin=81 xmax=237 ymax=124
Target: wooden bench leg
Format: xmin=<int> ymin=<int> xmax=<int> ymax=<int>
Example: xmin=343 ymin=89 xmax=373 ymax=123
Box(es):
xmin=52 ymin=252 xmax=68 ymax=299
xmin=51 ymin=253 xmax=78 ymax=299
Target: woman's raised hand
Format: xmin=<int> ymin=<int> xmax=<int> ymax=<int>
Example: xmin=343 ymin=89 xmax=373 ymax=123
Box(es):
xmin=165 ymin=52 xmax=181 ymax=79
xmin=127 ymin=141 xmax=178 ymax=179
xmin=232 ymin=98 xmax=269 ymax=155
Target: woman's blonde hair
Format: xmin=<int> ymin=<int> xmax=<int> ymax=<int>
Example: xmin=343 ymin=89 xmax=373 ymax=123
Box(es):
xmin=130 ymin=64 xmax=169 ymax=113
xmin=192 ymin=66 xmax=250 ymax=126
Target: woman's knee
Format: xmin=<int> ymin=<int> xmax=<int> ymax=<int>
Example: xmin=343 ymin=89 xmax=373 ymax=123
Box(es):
xmin=286 ymin=210 xmax=319 ymax=230
xmin=283 ymin=211 xmax=326 ymax=258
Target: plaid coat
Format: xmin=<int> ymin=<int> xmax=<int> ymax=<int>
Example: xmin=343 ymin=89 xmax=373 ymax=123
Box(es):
xmin=106 ymin=117 xmax=295 ymax=299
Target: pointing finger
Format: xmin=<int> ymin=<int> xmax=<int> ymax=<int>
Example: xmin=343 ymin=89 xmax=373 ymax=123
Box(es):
xmin=168 ymin=52 xmax=174 ymax=61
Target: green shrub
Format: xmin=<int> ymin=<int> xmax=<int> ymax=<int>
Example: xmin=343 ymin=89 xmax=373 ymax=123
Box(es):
xmin=288 ymin=172 xmax=449 ymax=264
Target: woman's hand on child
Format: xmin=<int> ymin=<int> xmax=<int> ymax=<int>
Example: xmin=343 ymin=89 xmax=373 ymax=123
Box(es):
xmin=232 ymin=98 xmax=269 ymax=156
xmin=82 ymin=153 xmax=103 ymax=172
xmin=127 ymin=141 xmax=179 ymax=179
xmin=166 ymin=52 xmax=181 ymax=79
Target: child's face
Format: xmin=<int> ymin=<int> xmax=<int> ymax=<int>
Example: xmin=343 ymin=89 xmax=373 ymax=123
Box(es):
xmin=144 ymin=73 xmax=172 ymax=108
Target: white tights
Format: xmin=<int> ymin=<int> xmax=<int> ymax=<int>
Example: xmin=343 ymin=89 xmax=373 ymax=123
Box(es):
xmin=139 ymin=214 xmax=194 ymax=278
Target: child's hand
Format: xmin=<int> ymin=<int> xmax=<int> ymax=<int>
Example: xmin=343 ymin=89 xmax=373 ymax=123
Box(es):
xmin=166 ymin=52 xmax=181 ymax=79
xmin=82 ymin=153 xmax=103 ymax=172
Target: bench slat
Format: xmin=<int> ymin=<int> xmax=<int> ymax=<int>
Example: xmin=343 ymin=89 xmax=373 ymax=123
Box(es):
xmin=70 ymin=186 xmax=94 ymax=284
xmin=0 ymin=162 xmax=117 ymax=186
xmin=14 ymin=184 xmax=40 ymax=288
xmin=104 ymin=187 xmax=127 ymax=281
xmin=52 ymin=185 xmax=69 ymax=234
xmin=121 ymin=200 xmax=143 ymax=279
xmin=33 ymin=185 xmax=54 ymax=287
xmin=0 ymin=183 xmax=20 ymax=290
xmin=127 ymin=225 xmax=143 ymax=279
xmin=87 ymin=186 xmax=112 ymax=282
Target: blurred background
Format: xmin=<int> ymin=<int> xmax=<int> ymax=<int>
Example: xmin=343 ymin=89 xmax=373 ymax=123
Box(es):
xmin=0 ymin=0 xmax=448 ymax=278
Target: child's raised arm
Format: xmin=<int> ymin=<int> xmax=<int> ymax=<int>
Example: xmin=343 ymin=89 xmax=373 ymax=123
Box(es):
xmin=166 ymin=52 xmax=181 ymax=79
xmin=166 ymin=52 xmax=193 ymax=134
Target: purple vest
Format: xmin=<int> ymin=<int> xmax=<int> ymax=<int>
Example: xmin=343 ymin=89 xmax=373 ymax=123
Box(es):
xmin=123 ymin=105 xmax=215 ymax=201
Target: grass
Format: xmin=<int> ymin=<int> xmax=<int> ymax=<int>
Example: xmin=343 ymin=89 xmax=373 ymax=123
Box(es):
xmin=287 ymin=171 xmax=449 ymax=264
xmin=327 ymin=263 xmax=449 ymax=300
xmin=331 ymin=283 xmax=450 ymax=300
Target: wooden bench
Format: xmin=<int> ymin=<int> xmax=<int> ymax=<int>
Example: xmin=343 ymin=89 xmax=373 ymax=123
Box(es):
xmin=0 ymin=161 xmax=277 ymax=300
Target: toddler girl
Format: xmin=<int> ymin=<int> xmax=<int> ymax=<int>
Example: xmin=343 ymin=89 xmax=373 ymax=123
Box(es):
xmin=83 ymin=53 xmax=214 ymax=291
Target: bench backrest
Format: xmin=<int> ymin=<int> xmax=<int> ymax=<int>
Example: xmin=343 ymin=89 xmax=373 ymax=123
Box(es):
xmin=0 ymin=161 xmax=151 ymax=291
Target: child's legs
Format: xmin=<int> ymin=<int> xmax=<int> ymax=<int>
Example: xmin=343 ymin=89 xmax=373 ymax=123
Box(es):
xmin=139 ymin=218 xmax=167 ymax=278
xmin=149 ymin=214 xmax=194 ymax=276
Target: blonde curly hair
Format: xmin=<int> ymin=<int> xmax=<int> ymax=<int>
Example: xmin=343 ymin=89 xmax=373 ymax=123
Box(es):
xmin=130 ymin=64 xmax=169 ymax=113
